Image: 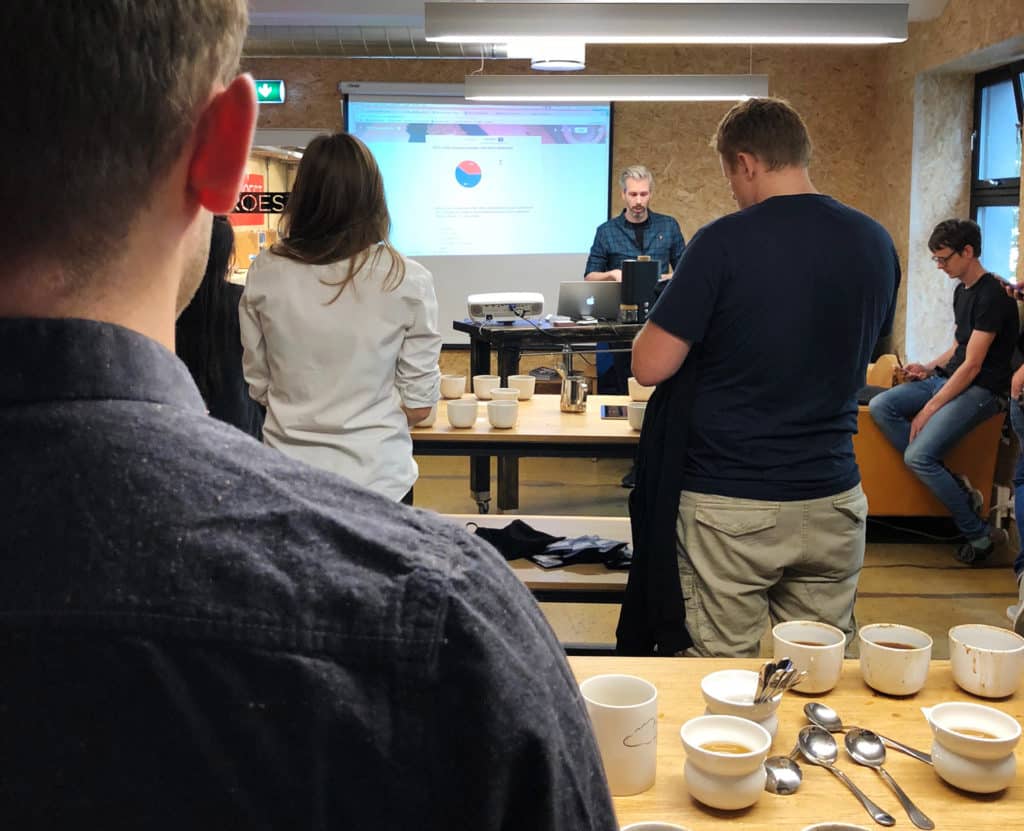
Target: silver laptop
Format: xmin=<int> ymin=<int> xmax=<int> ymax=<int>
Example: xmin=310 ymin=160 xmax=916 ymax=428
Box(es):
xmin=556 ymin=281 xmax=621 ymax=321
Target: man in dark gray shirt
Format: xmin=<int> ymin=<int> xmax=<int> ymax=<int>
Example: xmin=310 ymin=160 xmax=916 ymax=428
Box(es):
xmin=0 ymin=3 xmax=617 ymax=828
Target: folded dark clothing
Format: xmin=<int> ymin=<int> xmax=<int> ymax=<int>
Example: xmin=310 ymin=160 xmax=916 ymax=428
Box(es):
xmin=531 ymin=536 xmax=632 ymax=570
xmin=469 ymin=519 xmax=565 ymax=561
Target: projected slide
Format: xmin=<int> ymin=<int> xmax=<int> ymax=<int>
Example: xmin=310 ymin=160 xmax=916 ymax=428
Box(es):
xmin=347 ymin=99 xmax=611 ymax=257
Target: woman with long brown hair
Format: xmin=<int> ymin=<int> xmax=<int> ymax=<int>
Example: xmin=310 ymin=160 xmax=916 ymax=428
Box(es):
xmin=240 ymin=133 xmax=441 ymax=501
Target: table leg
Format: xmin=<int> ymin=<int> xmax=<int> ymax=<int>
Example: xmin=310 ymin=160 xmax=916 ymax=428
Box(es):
xmin=470 ymin=336 xmax=490 ymax=378
xmin=497 ymin=455 xmax=520 ymax=511
xmin=471 ymin=457 xmax=491 ymax=514
xmin=468 ymin=334 xmax=492 ymax=511
xmin=496 ymin=344 xmax=521 ymax=509
xmin=498 ymin=346 xmax=520 ymax=385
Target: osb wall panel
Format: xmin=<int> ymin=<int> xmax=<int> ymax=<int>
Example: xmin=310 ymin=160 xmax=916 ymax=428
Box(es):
xmin=240 ymin=56 xmax=546 ymax=132
xmin=244 ymin=46 xmax=881 ymax=244
xmin=869 ymin=0 xmax=1024 ymax=355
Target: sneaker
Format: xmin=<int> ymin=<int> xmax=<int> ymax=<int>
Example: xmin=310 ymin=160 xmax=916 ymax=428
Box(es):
xmin=1009 ymin=576 xmax=1024 ymax=636
xmin=954 ymin=527 xmax=1008 ymax=565
xmin=953 ymin=473 xmax=985 ymax=516
xmin=620 ymin=466 xmax=636 ymax=489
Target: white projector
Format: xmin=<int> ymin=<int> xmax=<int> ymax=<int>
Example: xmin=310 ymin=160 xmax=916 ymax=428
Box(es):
xmin=467 ymin=292 xmax=544 ymax=323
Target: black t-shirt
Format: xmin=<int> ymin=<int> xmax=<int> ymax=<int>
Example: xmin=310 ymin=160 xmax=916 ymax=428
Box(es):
xmin=649 ymin=194 xmax=900 ymax=501
xmin=630 ymin=215 xmax=650 ymax=250
xmin=941 ymin=273 xmax=1019 ymax=393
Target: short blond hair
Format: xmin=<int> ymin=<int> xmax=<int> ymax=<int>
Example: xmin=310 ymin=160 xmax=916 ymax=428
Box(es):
xmin=3 ymin=1 xmax=248 ymax=281
xmin=619 ymin=166 xmax=654 ymax=192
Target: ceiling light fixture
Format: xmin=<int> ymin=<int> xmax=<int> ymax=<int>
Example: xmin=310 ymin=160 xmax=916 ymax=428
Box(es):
xmin=426 ymin=2 xmax=909 ymax=45
xmin=505 ymin=38 xmax=587 ymax=71
xmin=463 ymin=74 xmax=770 ymax=102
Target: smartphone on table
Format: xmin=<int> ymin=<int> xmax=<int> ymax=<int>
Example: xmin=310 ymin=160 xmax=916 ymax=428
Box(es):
xmin=601 ymin=404 xmax=627 ymax=419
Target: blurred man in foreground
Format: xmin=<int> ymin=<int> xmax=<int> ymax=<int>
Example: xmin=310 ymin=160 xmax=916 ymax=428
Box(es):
xmin=0 ymin=3 xmax=616 ymax=827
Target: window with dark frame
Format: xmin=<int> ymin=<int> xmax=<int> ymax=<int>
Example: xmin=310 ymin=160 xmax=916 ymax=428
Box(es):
xmin=971 ymin=61 xmax=1023 ymax=283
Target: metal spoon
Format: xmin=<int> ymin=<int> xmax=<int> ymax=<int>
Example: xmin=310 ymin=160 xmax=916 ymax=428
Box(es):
xmin=755 ymin=660 xmax=777 ymax=703
xmin=798 ymin=725 xmax=896 ymax=827
xmin=804 ymin=702 xmax=933 ymax=765
xmin=764 ymin=755 xmax=803 ymax=795
xmin=845 ymin=728 xmax=935 ymax=830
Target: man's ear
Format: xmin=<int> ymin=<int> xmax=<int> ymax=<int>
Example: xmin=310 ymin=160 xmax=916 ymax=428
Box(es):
xmin=734 ymin=151 xmax=758 ymax=180
xmin=188 ymin=74 xmax=258 ymax=214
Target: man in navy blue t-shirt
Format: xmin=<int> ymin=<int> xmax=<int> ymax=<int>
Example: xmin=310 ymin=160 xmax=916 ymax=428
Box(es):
xmin=631 ymin=98 xmax=899 ymax=657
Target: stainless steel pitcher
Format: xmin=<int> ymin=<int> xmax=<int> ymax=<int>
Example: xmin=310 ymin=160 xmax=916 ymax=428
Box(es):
xmin=560 ymin=374 xmax=588 ymax=412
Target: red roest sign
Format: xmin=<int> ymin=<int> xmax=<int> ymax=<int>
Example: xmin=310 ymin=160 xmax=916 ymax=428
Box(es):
xmin=233 ymin=192 xmax=289 ymax=214
xmin=229 ymin=174 xmax=266 ymax=227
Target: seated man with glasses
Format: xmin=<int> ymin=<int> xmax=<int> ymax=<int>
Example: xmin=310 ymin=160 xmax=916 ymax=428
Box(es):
xmin=869 ymin=218 xmax=1019 ymax=564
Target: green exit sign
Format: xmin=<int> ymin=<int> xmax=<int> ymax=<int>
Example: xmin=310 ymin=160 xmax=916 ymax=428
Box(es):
xmin=255 ymin=80 xmax=286 ymax=104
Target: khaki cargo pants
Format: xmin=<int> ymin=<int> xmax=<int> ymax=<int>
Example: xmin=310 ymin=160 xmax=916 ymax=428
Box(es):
xmin=676 ymin=484 xmax=867 ymax=657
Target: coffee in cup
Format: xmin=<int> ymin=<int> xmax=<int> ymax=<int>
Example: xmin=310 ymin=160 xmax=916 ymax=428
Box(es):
xmin=859 ymin=623 xmax=932 ymax=696
xmin=772 ymin=620 xmax=846 ymax=694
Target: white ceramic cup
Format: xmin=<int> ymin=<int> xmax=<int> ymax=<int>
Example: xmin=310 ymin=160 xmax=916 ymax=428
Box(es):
xmin=473 ymin=374 xmax=501 ymax=400
xmin=628 ymin=376 xmax=655 ymax=402
xmin=948 ymin=624 xmax=1024 ymax=698
xmin=446 ymin=399 xmax=479 ymax=428
xmin=508 ymin=374 xmax=536 ymax=400
xmin=800 ymin=825 xmax=872 ymax=831
xmin=679 ymin=714 xmax=771 ymax=811
xmin=772 ymin=620 xmax=846 ymax=694
xmin=489 ymin=387 xmax=520 ymax=401
xmin=413 ymin=403 xmax=437 ymax=428
xmin=440 ymin=374 xmax=466 ymax=399
xmin=580 ymin=674 xmax=658 ymax=796
xmin=621 ymin=824 xmax=693 ymax=831
xmin=858 ymin=623 xmax=933 ymax=696
xmin=700 ymin=668 xmax=781 ymax=738
xmin=487 ymin=399 xmax=518 ymax=429
xmin=923 ymin=701 xmax=1021 ymax=793
xmin=627 ymin=401 xmax=647 ymax=431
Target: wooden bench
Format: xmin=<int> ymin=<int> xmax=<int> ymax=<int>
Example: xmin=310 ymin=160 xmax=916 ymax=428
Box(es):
xmin=443 ymin=514 xmax=630 ymax=654
xmin=854 ymin=407 xmax=1005 ymax=516
xmin=443 ymin=513 xmax=630 ymax=602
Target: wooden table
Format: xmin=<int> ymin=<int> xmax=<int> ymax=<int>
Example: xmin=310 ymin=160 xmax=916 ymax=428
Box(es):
xmin=453 ymin=318 xmax=641 ymax=511
xmin=413 ymin=393 xmax=639 ymax=512
xmin=568 ymin=656 xmax=1023 ymax=830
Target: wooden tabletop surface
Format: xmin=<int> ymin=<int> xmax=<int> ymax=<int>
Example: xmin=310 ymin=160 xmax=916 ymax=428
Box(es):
xmin=412 ymin=393 xmax=642 ymax=444
xmin=568 ymin=656 xmax=1023 ymax=830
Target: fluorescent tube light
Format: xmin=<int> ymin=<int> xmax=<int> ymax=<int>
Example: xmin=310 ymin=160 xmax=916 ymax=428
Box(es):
xmin=463 ymin=74 xmax=770 ymax=102
xmin=426 ymin=2 xmax=909 ymax=45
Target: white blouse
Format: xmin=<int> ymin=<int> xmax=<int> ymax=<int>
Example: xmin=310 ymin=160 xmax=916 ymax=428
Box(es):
xmin=240 ymin=247 xmax=441 ymax=500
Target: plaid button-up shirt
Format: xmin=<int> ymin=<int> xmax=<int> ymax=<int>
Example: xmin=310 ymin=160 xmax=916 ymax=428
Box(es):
xmin=584 ymin=209 xmax=686 ymax=277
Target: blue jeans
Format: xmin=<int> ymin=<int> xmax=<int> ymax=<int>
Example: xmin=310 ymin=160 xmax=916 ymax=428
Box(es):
xmin=868 ymin=376 xmax=1003 ymax=540
xmin=1009 ymin=400 xmax=1024 ymax=577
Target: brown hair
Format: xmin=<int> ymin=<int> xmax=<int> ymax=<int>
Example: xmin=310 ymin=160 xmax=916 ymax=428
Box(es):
xmin=928 ymin=219 xmax=982 ymax=256
xmin=3 ymin=1 xmax=248 ymax=285
xmin=272 ymin=133 xmax=405 ymax=303
xmin=715 ymin=97 xmax=813 ymax=172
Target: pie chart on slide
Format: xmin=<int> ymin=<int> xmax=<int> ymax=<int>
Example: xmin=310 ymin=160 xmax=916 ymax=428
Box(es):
xmin=455 ymin=160 xmax=482 ymax=188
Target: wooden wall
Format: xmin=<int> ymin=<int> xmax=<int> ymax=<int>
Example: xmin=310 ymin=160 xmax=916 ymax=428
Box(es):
xmin=242 ymin=1 xmax=1024 ymax=357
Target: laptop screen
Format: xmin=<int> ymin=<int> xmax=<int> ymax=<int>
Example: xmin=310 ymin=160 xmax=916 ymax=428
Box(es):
xmin=556 ymin=282 xmax=621 ymax=320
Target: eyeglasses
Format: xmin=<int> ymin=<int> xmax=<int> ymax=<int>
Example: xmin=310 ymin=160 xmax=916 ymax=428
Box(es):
xmin=931 ymin=250 xmax=959 ymax=266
